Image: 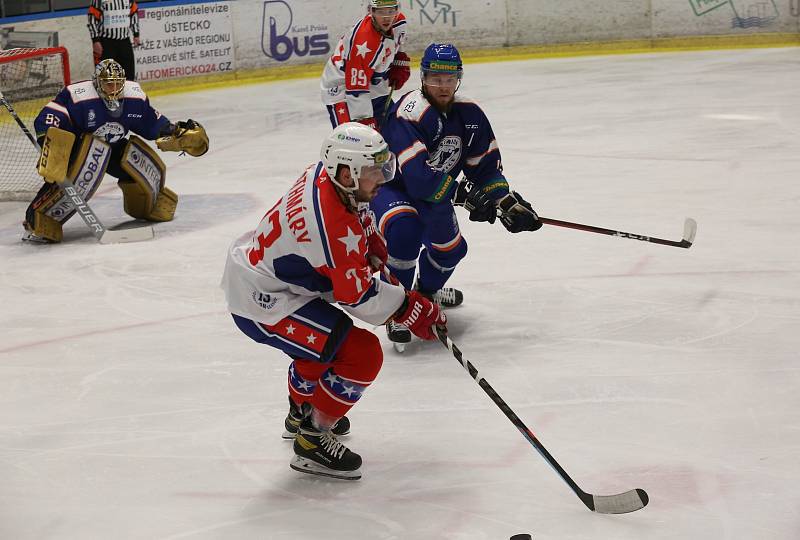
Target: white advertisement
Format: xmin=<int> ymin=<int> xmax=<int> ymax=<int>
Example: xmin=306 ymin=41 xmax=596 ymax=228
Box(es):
xmin=135 ymin=1 xmax=236 ymax=82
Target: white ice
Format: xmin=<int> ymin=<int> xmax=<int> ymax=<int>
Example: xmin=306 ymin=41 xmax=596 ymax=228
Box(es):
xmin=1 ymin=47 xmax=799 ymax=540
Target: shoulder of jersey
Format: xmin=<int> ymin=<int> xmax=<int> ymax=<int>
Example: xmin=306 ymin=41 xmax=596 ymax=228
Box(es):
xmin=66 ymin=80 xmax=100 ymax=103
xmin=123 ymin=81 xmax=147 ymax=100
xmin=393 ymin=12 xmax=407 ymax=28
xmin=352 ymin=15 xmax=382 ymax=47
xmin=315 ymin=169 xmax=360 ymax=235
xmin=395 ymin=90 xmax=431 ymax=123
xmin=454 ymin=94 xmax=480 ymax=108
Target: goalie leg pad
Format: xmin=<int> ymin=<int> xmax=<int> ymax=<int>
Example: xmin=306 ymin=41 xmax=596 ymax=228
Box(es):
xmin=28 ymin=211 xmax=64 ymax=243
xmin=24 ymin=134 xmax=111 ymax=237
xmin=150 ymin=186 xmax=178 ymax=222
xmin=119 ymin=135 xmax=175 ymax=221
xmin=37 ymin=127 xmax=76 ymax=183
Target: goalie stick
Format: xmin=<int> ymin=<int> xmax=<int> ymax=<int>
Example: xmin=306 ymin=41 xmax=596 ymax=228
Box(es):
xmin=436 ymin=328 xmax=649 ymax=514
xmin=0 ymin=90 xmax=153 ymax=244
xmin=453 ymin=180 xmax=697 ymax=248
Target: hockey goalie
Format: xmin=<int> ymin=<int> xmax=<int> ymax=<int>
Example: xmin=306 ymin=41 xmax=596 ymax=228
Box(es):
xmin=22 ymin=59 xmax=209 ymax=243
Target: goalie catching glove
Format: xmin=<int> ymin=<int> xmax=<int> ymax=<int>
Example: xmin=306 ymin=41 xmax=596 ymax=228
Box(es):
xmin=156 ymin=119 xmax=209 ymax=157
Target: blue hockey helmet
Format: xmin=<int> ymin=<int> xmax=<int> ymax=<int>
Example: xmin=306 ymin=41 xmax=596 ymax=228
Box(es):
xmin=420 ymin=43 xmax=463 ymax=81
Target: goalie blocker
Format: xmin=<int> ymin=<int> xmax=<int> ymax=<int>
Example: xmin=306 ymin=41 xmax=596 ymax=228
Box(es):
xmin=24 ymin=127 xmax=186 ymax=243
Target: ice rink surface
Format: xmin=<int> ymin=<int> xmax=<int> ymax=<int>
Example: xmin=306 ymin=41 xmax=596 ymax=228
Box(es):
xmin=1 ymin=47 xmax=799 ymax=539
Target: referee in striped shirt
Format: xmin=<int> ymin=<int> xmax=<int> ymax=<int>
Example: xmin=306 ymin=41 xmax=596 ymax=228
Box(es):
xmin=88 ymin=0 xmax=141 ymax=80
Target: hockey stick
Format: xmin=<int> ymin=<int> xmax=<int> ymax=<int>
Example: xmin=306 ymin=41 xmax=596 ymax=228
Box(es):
xmin=435 ymin=327 xmax=649 ymax=514
xmin=0 ymin=90 xmax=153 ymax=244
xmin=452 ymin=181 xmax=697 ymax=248
xmin=538 ymin=216 xmax=696 ymax=249
xmin=379 ymin=88 xmax=394 ymax=129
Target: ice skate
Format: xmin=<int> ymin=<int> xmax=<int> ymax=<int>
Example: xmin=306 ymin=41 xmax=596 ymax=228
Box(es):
xmin=282 ymin=396 xmax=350 ymax=439
xmin=290 ymin=417 xmax=362 ymax=480
xmin=428 ymin=287 xmax=463 ymax=308
xmin=386 ymin=320 xmax=411 ymax=353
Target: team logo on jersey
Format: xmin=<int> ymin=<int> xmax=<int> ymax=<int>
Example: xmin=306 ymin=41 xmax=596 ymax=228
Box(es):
xmin=253 ymin=291 xmax=278 ymax=310
xmin=427 ymin=135 xmax=462 ymax=172
xmin=261 ymin=1 xmax=330 ymax=62
xmin=92 ymin=122 xmax=126 ymax=144
xmin=87 ymin=109 xmax=96 ymax=128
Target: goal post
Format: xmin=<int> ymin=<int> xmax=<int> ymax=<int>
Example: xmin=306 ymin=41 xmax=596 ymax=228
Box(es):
xmin=0 ymin=47 xmax=70 ymax=201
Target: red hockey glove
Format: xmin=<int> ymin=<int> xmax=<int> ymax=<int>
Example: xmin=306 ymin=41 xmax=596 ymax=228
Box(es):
xmin=388 ymin=52 xmax=411 ymax=90
xmin=357 ymin=117 xmax=378 ymax=130
xmin=361 ymin=212 xmax=388 ymax=273
xmin=393 ymin=291 xmax=447 ymax=341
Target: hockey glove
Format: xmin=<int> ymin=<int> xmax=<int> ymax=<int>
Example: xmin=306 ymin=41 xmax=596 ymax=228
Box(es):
xmin=393 ymin=291 xmax=447 ymax=341
xmin=456 ymin=181 xmax=497 ymax=224
xmin=498 ymin=191 xmax=542 ymax=233
xmin=361 ymin=212 xmax=389 ymax=273
xmin=156 ymin=119 xmax=209 ymax=157
xmin=388 ymin=52 xmax=411 ymax=90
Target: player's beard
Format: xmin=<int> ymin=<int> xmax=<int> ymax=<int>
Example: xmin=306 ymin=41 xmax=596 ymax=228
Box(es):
xmin=423 ymin=85 xmax=455 ymax=113
xmin=356 ymin=185 xmax=380 ymax=203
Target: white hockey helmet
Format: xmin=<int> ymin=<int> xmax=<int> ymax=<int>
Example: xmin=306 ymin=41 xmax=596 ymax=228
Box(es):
xmin=320 ymin=122 xmax=396 ymax=194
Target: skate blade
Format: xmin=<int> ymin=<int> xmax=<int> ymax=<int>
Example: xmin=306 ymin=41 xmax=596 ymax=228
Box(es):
xmin=393 ymin=342 xmax=406 ymax=353
xmin=281 ymin=429 xmax=295 ymax=440
xmin=290 ymin=456 xmax=361 ymax=480
xmin=21 ymin=233 xmax=55 ymax=244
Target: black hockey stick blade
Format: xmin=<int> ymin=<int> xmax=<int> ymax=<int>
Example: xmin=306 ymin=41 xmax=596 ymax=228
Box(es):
xmin=582 ymin=488 xmax=649 ymax=514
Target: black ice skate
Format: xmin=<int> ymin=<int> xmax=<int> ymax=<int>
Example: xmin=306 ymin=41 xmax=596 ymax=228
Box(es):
xmin=386 ymin=320 xmax=411 ymax=353
xmin=282 ymin=397 xmax=350 ymax=439
xmin=415 ymin=281 xmax=464 ymax=308
xmin=290 ymin=417 xmax=362 ymax=480
xmin=428 ymin=287 xmax=463 ymax=308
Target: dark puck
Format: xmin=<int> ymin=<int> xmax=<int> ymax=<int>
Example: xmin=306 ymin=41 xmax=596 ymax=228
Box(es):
xmin=510 ymin=535 xmax=532 ymax=540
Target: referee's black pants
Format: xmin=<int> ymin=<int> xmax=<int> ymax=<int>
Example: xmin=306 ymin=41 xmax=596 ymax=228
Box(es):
xmin=99 ymin=37 xmax=136 ymax=81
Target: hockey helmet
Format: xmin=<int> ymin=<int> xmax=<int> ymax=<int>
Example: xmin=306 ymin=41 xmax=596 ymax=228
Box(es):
xmin=420 ymin=43 xmax=463 ymax=85
xmin=320 ymin=122 xmax=396 ymax=196
xmin=93 ymin=59 xmax=126 ymax=111
xmin=369 ymin=0 xmax=399 ymax=8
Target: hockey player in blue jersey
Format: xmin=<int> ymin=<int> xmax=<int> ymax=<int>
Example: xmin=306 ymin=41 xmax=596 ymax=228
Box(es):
xmin=23 ymin=59 xmax=209 ymax=243
xmin=370 ymin=43 xmax=542 ymax=348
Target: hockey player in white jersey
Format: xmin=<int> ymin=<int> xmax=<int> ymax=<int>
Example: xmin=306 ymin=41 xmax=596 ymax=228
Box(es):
xmin=221 ymin=123 xmax=447 ymax=480
xmin=320 ymin=0 xmax=411 ymax=129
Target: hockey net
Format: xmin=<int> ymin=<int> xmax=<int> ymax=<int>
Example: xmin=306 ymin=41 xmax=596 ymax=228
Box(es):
xmin=0 ymin=47 xmax=70 ymax=201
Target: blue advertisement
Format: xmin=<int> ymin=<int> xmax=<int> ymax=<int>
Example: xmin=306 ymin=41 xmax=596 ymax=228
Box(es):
xmin=261 ymin=0 xmax=330 ymax=62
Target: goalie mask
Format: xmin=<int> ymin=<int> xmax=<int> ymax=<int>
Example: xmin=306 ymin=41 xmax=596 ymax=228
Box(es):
xmin=93 ymin=59 xmax=126 ymax=112
xmin=320 ymin=123 xmax=396 ymax=205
